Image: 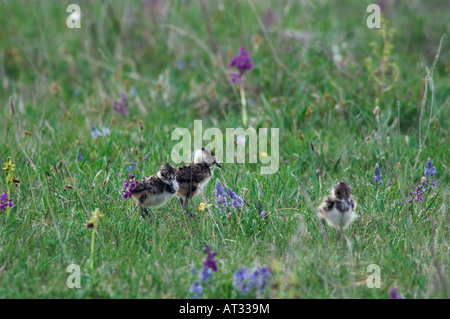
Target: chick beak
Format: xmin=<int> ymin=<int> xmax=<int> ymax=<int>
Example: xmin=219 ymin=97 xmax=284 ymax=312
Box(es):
xmin=214 ymin=161 xmax=222 ymax=168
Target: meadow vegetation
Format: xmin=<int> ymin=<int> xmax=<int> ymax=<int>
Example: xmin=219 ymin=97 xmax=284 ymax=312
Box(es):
xmin=0 ymin=0 xmax=449 ymax=298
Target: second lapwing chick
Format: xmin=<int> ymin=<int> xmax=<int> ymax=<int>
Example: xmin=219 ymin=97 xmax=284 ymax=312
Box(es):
xmin=318 ymin=181 xmax=357 ymax=243
xmin=176 ymin=147 xmax=221 ymax=217
xmin=131 ymin=163 xmax=178 ymax=217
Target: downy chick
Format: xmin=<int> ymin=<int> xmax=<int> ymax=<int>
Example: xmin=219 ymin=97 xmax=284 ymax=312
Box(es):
xmin=131 ymin=163 xmax=178 ymax=217
xmin=318 ymin=181 xmax=357 ymax=243
xmin=176 ymin=148 xmax=221 ymax=217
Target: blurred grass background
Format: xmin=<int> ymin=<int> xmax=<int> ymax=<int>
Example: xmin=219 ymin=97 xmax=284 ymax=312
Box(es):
xmin=0 ymin=0 xmax=449 ymax=298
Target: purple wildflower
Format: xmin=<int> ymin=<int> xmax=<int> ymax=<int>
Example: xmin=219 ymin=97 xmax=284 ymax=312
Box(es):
xmin=257 ymin=202 xmax=265 ymax=217
xmin=424 ymin=159 xmax=436 ymax=192
xmin=215 ymin=181 xmax=225 ymax=196
xmin=215 ymin=181 xmax=243 ymax=215
xmin=127 ymin=161 xmax=138 ymax=172
xmin=0 ymin=191 xmax=14 ymax=213
xmin=177 ymin=60 xmax=186 ymax=70
xmin=261 ymin=9 xmax=276 ymax=30
xmin=77 ymin=152 xmax=83 ymax=161
xmin=257 ymin=202 xmax=269 ymax=221
xmin=408 ymin=183 xmax=424 ymax=203
xmin=389 ymin=287 xmax=402 ymax=299
xmin=227 ymin=188 xmax=243 ymax=209
xmin=373 ymin=164 xmax=382 ymax=186
xmin=189 ymin=244 xmax=217 ymax=297
xmin=249 ymin=266 xmax=270 ymax=291
xmin=123 ymin=174 xmax=138 ymax=199
xmin=233 ymin=268 xmax=251 ymax=294
xmin=229 ymin=46 xmax=253 ymax=83
xmin=102 ymin=126 xmax=110 ymax=135
xmin=91 ymin=126 xmax=102 ymax=139
xmin=202 ymin=244 xmax=218 ymax=273
xmin=215 ymin=181 xmax=228 ymax=214
xmin=233 ymin=266 xmax=270 ymax=294
xmin=198 ymin=267 xmax=212 ymax=283
xmin=190 ymin=282 xmax=203 ymax=298
xmin=113 ymin=92 xmax=128 ymax=116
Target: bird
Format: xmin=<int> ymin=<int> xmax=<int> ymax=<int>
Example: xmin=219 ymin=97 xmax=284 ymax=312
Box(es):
xmin=318 ymin=181 xmax=357 ymax=244
xmin=130 ymin=163 xmax=178 ymax=218
xmin=176 ymin=148 xmax=221 ymax=217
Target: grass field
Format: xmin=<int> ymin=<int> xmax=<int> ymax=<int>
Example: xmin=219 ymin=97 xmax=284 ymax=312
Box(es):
xmin=0 ymin=0 xmax=449 ymax=299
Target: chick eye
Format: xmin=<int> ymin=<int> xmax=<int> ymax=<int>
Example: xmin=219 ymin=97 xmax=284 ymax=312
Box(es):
xmin=211 ymin=151 xmax=215 ymax=156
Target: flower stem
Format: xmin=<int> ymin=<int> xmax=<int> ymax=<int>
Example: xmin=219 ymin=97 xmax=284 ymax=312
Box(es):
xmin=6 ymin=174 xmax=11 ymax=219
xmin=90 ymin=229 xmax=96 ymax=271
xmin=133 ymin=207 xmax=140 ymax=247
xmin=240 ymin=80 xmax=247 ymax=126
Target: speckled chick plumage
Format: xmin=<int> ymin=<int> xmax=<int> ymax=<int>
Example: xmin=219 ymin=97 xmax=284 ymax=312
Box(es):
xmin=131 ymin=163 xmax=178 ymax=208
xmin=318 ymin=181 xmax=357 ymax=230
xmin=176 ymin=148 xmax=221 ymax=201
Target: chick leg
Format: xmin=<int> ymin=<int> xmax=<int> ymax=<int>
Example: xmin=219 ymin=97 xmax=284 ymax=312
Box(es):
xmin=141 ymin=207 xmax=150 ymax=219
xmin=337 ymin=216 xmax=344 ymax=248
xmin=344 ymin=234 xmax=353 ymax=257
xmin=337 ymin=228 xmax=344 ymax=249
xmin=183 ymin=197 xmax=195 ymax=219
xmin=321 ymin=219 xmax=327 ymax=244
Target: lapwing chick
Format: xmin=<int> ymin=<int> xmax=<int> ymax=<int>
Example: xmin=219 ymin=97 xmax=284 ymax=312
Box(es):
xmin=318 ymin=181 xmax=357 ymax=244
xmin=131 ymin=163 xmax=178 ymax=218
xmin=176 ymin=148 xmax=221 ymax=217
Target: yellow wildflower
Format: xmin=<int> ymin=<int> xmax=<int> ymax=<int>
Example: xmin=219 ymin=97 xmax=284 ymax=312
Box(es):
xmin=2 ymin=158 xmax=15 ymax=172
xmin=199 ymin=202 xmax=206 ymax=211
xmin=87 ymin=208 xmax=103 ymax=229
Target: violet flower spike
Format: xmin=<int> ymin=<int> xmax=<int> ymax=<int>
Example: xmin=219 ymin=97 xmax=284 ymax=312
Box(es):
xmin=215 ymin=181 xmax=227 ymax=215
xmin=190 ymin=282 xmax=203 ymax=298
xmin=0 ymin=191 xmax=14 ymax=213
xmin=189 ymin=244 xmax=217 ymax=297
xmin=127 ymin=161 xmax=138 ymax=172
xmin=233 ymin=266 xmax=270 ymax=294
xmin=215 ymin=181 xmax=243 ymax=215
xmin=249 ymin=266 xmax=270 ymax=291
xmin=257 ymin=202 xmax=267 ymax=220
xmin=233 ymin=268 xmax=251 ymax=294
xmin=389 ymin=287 xmax=402 ymax=299
xmin=373 ymin=164 xmax=382 ymax=186
xmin=202 ymin=244 xmax=218 ymax=272
xmin=102 ymin=126 xmax=110 ymax=135
xmin=91 ymin=126 xmax=102 ymax=139
xmin=227 ymin=188 xmax=243 ymax=209
xmin=113 ymin=92 xmax=129 ymax=116
xmin=123 ymin=174 xmax=137 ymax=199
xmin=229 ymin=46 xmax=253 ymax=83
xmin=198 ymin=267 xmax=212 ymax=283
xmin=424 ymin=159 xmax=436 ymax=192
xmin=258 ymin=205 xmax=265 ymax=217
xmin=261 ymin=9 xmax=276 ymax=30
xmin=408 ymin=183 xmax=424 ymax=203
